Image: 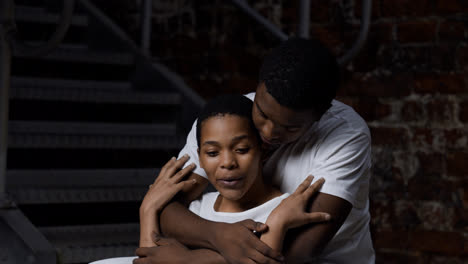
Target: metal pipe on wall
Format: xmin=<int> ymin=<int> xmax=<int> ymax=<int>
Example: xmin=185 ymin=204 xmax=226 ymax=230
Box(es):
xmin=338 ymin=0 xmax=372 ymax=66
xmin=141 ymin=0 xmax=152 ymax=56
xmin=0 ymin=0 xmax=14 ymax=199
xmin=297 ymin=0 xmax=310 ymax=38
xmin=230 ymin=0 xmax=288 ymax=41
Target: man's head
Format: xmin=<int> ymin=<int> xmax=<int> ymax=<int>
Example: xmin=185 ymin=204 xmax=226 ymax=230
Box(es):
xmin=253 ymin=37 xmax=340 ymax=147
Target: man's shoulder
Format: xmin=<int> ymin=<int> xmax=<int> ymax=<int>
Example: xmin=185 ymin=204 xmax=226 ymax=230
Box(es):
xmin=319 ymin=99 xmax=370 ymax=137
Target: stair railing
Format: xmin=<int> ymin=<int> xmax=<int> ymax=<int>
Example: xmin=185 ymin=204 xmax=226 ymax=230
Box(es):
xmin=230 ymin=0 xmax=372 ymax=66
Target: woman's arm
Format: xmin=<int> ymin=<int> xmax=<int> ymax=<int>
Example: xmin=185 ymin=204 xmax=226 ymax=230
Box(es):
xmin=260 ymin=176 xmax=331 ymax=251
xmin=139 ymin=155 xmax=197 ymax=247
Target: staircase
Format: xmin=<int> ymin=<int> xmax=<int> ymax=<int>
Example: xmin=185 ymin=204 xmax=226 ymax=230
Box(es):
xmin=5 ymin=2 xmax=201 ymax=263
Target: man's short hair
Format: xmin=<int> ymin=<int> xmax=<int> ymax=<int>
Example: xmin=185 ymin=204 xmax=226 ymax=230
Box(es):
xmin=196 ymin=94 xmax=260 ymax=147
xmin=259 ymin=37 xmax=340 ymax=115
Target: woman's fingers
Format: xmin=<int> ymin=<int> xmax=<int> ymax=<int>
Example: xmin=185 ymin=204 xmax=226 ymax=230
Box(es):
xmin=164 ymin=155 xmax=190 ymax=178
xmin=171 ymin=163 xmax=196 ymax=183
xmin=306 ymin=212 xmax=331 ymax=222
xmin=294 ymin=175 xmax=314 ymax=194
xmin=159 ymin=156 xmax=176 ymax=175
xmin=304 ymin=177 xmax=325 ymax=198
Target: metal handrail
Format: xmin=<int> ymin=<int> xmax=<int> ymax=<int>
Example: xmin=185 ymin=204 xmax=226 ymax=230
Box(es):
xmin=77 ymin=0 xmax=206 ymax=109
xmin=338 ymin=0 xmax=372 ymax=65
xmin=9 ymin=0 xmax=75 ymax=57
xmin=230 ymin=0 xmax=372 ymax=66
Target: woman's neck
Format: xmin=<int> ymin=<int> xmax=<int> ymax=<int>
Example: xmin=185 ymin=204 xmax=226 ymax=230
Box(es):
xmin=215 ymin=173 xmax=282 ymax=213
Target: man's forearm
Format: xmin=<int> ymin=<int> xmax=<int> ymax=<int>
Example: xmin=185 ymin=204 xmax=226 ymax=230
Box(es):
xmin=159 ymin=201 xmax=219 ymax=249
xmin=282 ymin=193 xmax=352 ymax=263
xmin=191 ymin=249 xmax=228 ymax=264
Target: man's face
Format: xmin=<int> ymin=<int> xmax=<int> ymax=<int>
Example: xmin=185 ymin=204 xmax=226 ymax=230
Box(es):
xmin=252 ymin=83 xmax=318 ymax=148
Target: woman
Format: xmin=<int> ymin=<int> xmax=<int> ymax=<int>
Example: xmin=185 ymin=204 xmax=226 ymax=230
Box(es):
xmin=139 ymin=94 xmax=329 ymax=252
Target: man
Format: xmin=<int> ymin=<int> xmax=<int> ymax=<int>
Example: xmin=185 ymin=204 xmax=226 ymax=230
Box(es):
xmin=135 ymin=37 xmax=375 ymax=264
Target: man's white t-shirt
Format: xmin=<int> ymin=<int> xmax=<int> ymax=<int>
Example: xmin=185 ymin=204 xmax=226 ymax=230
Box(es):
xmin=189 ymin=192 xmax=289 ymax=224
xmin=178 ymin=93 xmax=375 ymax=263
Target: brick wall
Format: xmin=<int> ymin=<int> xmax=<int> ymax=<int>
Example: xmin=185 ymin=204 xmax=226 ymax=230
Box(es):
xmin=133 ymin=0 xmax=467 ymax=262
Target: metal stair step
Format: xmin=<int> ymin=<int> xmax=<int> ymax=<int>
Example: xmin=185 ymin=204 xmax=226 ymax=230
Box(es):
xmin=7 ymin=169 xmax=158 ymax=204
xmin=8 ymin=121 xmax=185 ymax=149
xmin=39 ymin=224 xmax=138 ymax=263
xmin=11 ymin=77 xmax=182 ymax=105
xmin=14 ymin=5 xmax=88 ymax=26
xmin=14 ymin=44 xmax=135 ymax=65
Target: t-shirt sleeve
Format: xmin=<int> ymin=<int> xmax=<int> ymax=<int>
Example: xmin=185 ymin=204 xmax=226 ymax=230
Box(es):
xmin=188 ymin=198 xmax=202 ymax=215
xmin=177 ymin=120 xmax=207 ymax=178
xmin=310 ymin=131 xmax=371 ymax=207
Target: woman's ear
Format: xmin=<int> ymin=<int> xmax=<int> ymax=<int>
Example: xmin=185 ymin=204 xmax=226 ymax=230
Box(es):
xmin=197 ymin=148 xmax=200 ymax=154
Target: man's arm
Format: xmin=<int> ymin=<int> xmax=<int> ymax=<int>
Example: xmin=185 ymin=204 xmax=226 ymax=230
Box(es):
xmin=282 ymin=193 xmax=352 ymax=263
xmin=158 ymin=172 xmax=284 ymax=264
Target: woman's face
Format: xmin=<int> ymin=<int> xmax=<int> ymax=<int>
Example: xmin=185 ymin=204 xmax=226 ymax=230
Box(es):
xmin=199 ymin=114 xmax=262 ymax=202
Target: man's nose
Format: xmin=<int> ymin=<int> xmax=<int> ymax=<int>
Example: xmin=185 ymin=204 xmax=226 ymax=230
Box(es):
xmin=260 ymin=120 xmax=279 ymax=140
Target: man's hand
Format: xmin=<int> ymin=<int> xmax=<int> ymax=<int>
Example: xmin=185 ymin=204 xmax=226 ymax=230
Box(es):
xmin=211 ymin=220 xmax=285 ymax=264
xmin=134 ymin=236 xmax=192 ymax=264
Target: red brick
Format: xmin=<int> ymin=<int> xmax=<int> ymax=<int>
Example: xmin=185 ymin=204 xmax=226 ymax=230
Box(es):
xmin=444 ymin=128 xmax=468 ymax=150
xmin=408 ymin=177 xmax=454 ymax=201
xmin=371 ymin=126 xmax=410 ymax=147
xmin=416 ymin=152 xmax=446 ymax=176
xmin=426 ymin=98 xmax=456 ymax=124
xmin=381 ymin=0 xmax=433 ymax=17
xmin=456 ymin=45 xmax=468 ymax=72
xmin=309 ymin=0 xmax=334 ymax=23
xmin=310 ymin=25 xmax=342 ymax=48
xmin=337 ymin=97 xmax=392 ymax=122
xmin=370 ymin=23 xmax=394 ymax=43
xmin=435 ymin=0 xmax=468 ymax=15
xmin=341 ymin=73 xmax=412 ymax=97
xmin=374 ymin=230 xmax=409 ymax=249
xmin=439 ymin=20 xmax=467 ymax=42
xmin=375 ymin=251 xmax=426 ymax=264
xmin=413 ymin=73 xmax=467 ymax=94
xmin=447 ymin=151 xmax=468 ymax=177
xmin=429 ymin=44 xmax=459 ymax=71
xmin=408 ymin=230 xmax=464 ymax=255
xmin=401 ymin=101 xmax=425 ymax=122
xmin=460 ymin=101 xmax=468 ymax=122
xmin=412 ymin=128 xmax=434 ymax=149
xmin=397 ymin=21 xmax=437 ymax=43
xmin=355 ymin=0 xmax=381 ymax=19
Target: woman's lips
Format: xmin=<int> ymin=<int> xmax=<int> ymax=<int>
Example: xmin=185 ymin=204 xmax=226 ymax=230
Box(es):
xmin=217 ymin=177 xmax=244 ymax=188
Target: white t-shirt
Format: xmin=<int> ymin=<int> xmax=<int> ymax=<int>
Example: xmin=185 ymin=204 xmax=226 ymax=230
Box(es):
xmin=179 ymin=93 xmax=375 ymax=263
xmin=189 ymin=192 xmax=289 ymax=224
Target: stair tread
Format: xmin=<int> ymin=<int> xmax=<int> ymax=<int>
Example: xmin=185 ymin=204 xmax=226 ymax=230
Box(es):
xmin=14 ymin=44 xmax=135 ymax=65
xmin=7 ymin=168 xmax=160 ymax=187
xmin=9 ymin=121 xmax=177 ymax=136
xmin=10 ymin=77 xmax=182 ymax=105
xmin=15 ymin=5 xmax=89 ymax=26
xmin=39 ymin=224 xmax=138 ymax=263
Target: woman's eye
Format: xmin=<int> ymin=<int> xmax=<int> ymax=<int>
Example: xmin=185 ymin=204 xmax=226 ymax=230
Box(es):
xmin=236 ymin=148 xmax=250 ymax=154
xmin=206 ymin=151 xmax=218 ymax=157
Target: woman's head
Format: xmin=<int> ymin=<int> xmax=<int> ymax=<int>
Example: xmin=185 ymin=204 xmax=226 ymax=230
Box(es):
xmin=196 ymin=95 xmax=262 ymax=202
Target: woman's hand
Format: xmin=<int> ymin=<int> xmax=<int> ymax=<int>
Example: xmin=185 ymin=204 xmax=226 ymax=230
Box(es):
xmin=266 ymin=176 xmax=330 ymax=231
xmin=139 ymin=155 xmax=197 ymax=247
xmin=140 ymin=155 xmax=197 ymax=214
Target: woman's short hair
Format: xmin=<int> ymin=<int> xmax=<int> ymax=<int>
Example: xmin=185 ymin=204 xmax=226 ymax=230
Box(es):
xmin=196 ymin=94 xmax=259 ymax=147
